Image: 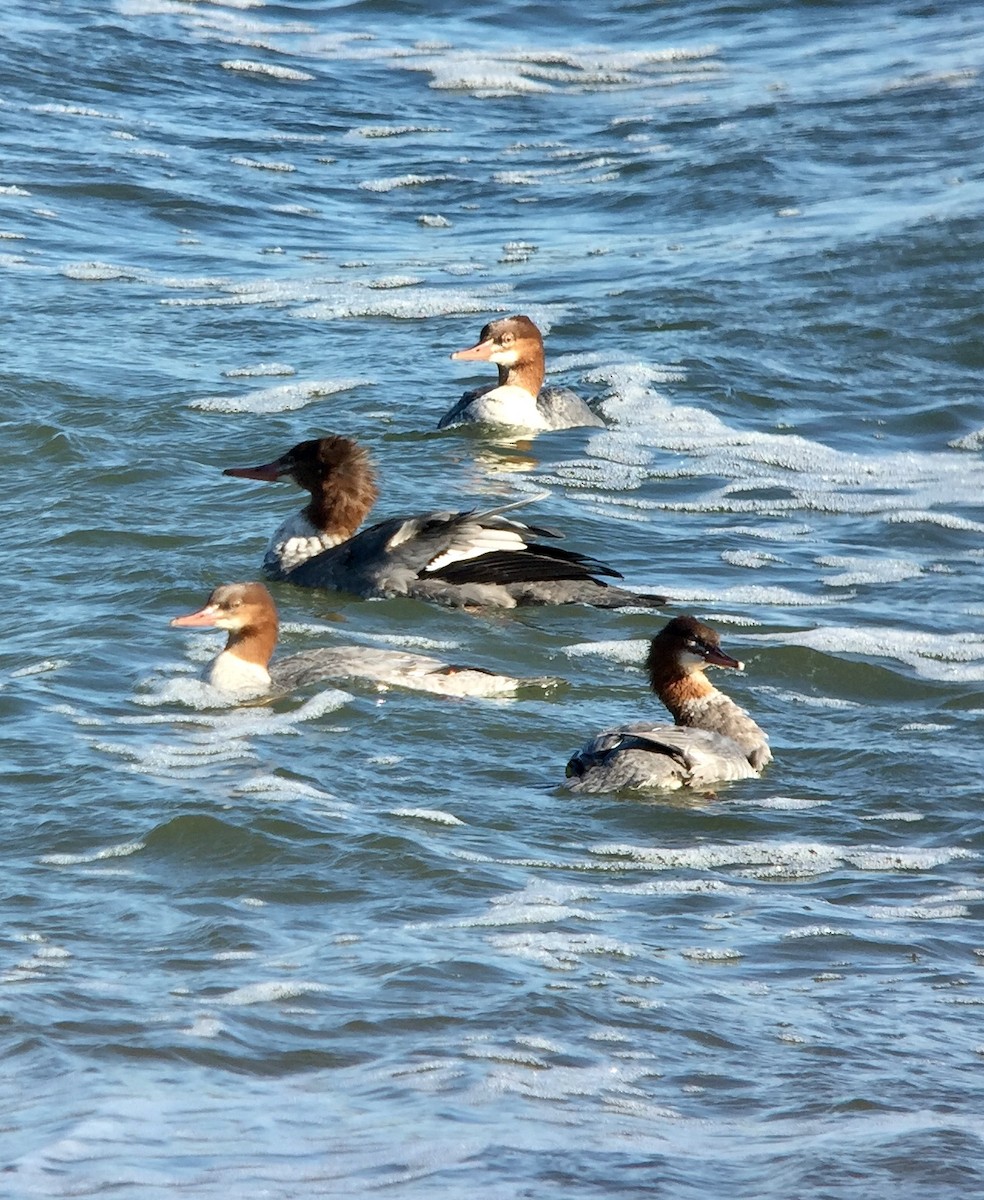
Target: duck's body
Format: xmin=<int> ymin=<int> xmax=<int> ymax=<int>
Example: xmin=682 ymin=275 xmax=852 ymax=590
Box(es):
xmin=225 ymin=437 xmax=665 ymax=610
xmin=170 ymin=583 xmax=548 ymax=700
xmin=439 ymin=315 xmax=604 ymax=433
xmin=565 ymin=616 xmax=771 ymax=794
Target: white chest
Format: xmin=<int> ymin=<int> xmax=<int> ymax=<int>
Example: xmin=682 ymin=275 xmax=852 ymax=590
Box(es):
xmin=467 ymin=385 xmax=548 ymax=430
xmin=264 ymin=512 xmax=342 ymax=573
xmin=207 ymin=651 xmax=271 ymax=696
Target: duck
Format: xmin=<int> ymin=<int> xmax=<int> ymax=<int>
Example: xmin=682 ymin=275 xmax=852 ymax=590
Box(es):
xmin=564 ymin=615 xmax=771 ymax=793
xmin=170 ymin=582 xmax=553 ymax=699
xmin=223 ymin=436 xmax=666 ymax=610
xmin=438 ymin=315 xmax=604 ymax=432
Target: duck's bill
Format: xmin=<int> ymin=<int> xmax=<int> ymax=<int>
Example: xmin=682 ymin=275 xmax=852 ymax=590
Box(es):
xmin=704 ymin=646 xmax=744 ymax=671
xmin=223 ymin=461 xmax=282 ymax=481
xmin=450 ymin=338 xmax=495 ymax=362
xmin=170 ymin=605 xmax=220 ymax=628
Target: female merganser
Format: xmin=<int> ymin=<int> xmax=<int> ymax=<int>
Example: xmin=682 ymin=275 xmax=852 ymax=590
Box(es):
xmin=170 ymin=582 xmax=552 ymax=698
xmin=565 ymin=615 xmax=771 ymax=793
xmin=439 ymin=315 xmax=604 ymax=432
xmin=223 ymin=436 xmax=665 ymax=609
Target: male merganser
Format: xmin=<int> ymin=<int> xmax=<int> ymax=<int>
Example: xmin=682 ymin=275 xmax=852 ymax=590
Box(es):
xmin=223 ymin=436 xmax=666 ymax=609
xmin=170 ymin=582 xmax=553 ymax=698
xmin=439 ymin=315 xmax=604 ymax=432
xmin=565 ymin=616 xmax=771 ymax=793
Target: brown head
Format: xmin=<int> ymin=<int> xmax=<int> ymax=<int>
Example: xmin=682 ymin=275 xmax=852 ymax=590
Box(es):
xmin=223 ymin=436 xmax=378 ymax=537
xmin=646 ymin=615 xmax=744 ymax=704
xmin=170 ymin=582 xmax=278 ymax=668
xmin=450 ymin=315 xmax=545 ymax=392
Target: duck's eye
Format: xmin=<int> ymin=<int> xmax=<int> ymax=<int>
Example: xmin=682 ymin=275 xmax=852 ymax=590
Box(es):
xmin=500 ymin=332 xmax=514 ymax=345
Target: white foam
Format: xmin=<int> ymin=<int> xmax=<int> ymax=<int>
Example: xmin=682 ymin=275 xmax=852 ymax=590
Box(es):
xmin=680 ymin=947 xmax=742 ymax=962
xmin=397 ymin=43 xmax=720 ymax=98
xmin=721 ymin=550 xmax=782 ymax=569
xmin=359 ymin=174 xmax=455 ymax=192
xmin=40 ymin=841 xmax=144 ymax=866
xmin=220 ymin=980 xmax=329 ymax=1006
xmin=180 ymin=1018 xmax=224 ymax=1039
xmin=222 ymin=362 xmax=295 ymax=378
xmin=607 ymin=879 xmax=753 ymax=897
xmin=864 ymin=904 xmax=970 ymax=920
xmin=887 ymin=509 xmax=984 ymax=533
xmin=189 ymin=377 xmax=371 ymax=413
xmin=778 ymin=625 xmax=984 ymax=682
xmin=740 ymin=796 xmax=829 ymax=810
xmin=221 ymin=60 xmax=314 ymax=81
xmin=294 ymin=281 xmax=513 ymax=321
xmin=10 ymin=659 xmax=69 ymax=678
xmin=234 ymin=775 xmax=338 ymax=803
xmin=61 ymin=261 xmax=147 ymax=281
xmin=784 ymin=925 xmax=851 ymax=939
xmin=486 ymin=931 xmax=637 ymax=970
xmin=389 ymin=808 xmax=465 ymax=826
xmin=860 ymin=811 xmax=924 ymax=822
xmin=757 ymin=686 xmax=861 ymax=711
xmin=816 ymin=555 xmax=922 ymax=588
xmin=348 ymin=125 xmax=445 ymax=138
xmin=589 ymin=840 xmax=972 ymax=878
xmin=572 ymin=362 xmax=984 ymax=532
xmin=229 ymin=155 xmax=296 ymax=172
xmin=564 ymin=638 xmax=647 ymax=663
xmin=33 ymin=102 xmax=114 ymax=119
xmin=879 ymin=69 xmax=977 ymax=93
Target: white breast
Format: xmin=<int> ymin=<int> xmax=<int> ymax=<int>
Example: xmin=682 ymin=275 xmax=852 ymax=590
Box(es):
xmin=264 ymin=512 xmax=343 ymax=573
xmin=466 ymin=385 xmax=549 ymax=430
xmin=207 ymin=651 xmax=271 ymax=696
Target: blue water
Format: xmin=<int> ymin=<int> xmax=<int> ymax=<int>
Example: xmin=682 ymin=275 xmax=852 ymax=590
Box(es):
xmin=3 ymin=1 xmax=984 ymax=1196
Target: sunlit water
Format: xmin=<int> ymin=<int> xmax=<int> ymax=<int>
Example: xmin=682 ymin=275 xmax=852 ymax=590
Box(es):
xmin=3 ymin=1 xmax=984 ymax=1196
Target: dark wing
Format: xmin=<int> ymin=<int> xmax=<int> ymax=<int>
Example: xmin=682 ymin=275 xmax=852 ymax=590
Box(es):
xmin=428 ymin=543 xmax=621 ymax=586
xmin=285 ymin=496 xmax=625 ymax=597
xmin=437 ymin=386 xmax=489 ymax=430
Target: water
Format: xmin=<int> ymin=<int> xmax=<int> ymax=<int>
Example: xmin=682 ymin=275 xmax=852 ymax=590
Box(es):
xmin=3 ymin=1 xmax=984 ymax=1195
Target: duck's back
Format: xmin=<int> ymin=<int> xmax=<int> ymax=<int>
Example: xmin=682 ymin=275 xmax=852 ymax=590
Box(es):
xmin=565 ymin=722 xmax=761 ymax=794
xmin=536 ymin=386 xmax=604 ymax=431
xmin=269 ymin=645 xmax=524 ymax=697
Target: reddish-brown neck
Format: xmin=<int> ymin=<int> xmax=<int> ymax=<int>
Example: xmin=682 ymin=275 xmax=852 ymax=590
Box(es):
xmin=498 ymin=342 xmax=545 ymax=395
xmin=224 ymin=617 xmax=278 ymax=670
xmin=648 ymin=662 xmax=716 ymax=723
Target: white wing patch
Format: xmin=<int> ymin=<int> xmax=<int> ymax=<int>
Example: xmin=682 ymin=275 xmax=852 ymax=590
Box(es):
xmin=385 ymin=520 xmax=420 ymax=551
xmin=424 ymin=524 xmax=531 ymax=574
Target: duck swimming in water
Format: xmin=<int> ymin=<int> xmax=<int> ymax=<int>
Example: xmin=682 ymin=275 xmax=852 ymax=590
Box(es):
xmin=565 ymin=615 xmax=771 ymax=793
xmin=223 ymin=436 xmax=665 ymax=610
xmin=439 ymin=315 xmax=604 ymax=433
xmin=170 ymin=582 xmax=553 ymax=699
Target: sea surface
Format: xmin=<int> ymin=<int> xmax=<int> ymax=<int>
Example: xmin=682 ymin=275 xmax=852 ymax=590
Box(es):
xmin=2 ymin=1 xmax=984 ymax=1196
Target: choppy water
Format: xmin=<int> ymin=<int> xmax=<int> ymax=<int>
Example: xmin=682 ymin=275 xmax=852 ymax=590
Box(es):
xmin=3 ymin=1 xmax=984 ymax=1196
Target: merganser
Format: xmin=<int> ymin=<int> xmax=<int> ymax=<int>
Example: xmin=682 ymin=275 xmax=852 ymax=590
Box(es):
xmin=223 ymin=436 xmax=666 ymax=610
xmin=170 ymin=582 xmax=553 ymax=698
xmin=439 ymin=315 xmax=604 ymax=432
xmin=565 ymin=616 xmax=771 ymax=793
